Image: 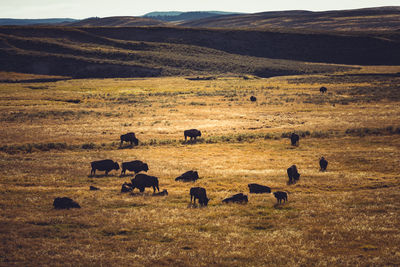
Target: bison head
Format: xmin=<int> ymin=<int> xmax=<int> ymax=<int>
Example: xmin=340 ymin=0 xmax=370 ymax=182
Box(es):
xmin=114 ymin=162 xmax=120 ymax=170
xmin=143 ymin=163 xmax=149 ymax=172
xmin=133 ymin=138 xmax=139 ymax=146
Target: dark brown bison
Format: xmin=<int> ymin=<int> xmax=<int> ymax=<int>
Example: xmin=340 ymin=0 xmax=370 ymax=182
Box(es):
xmin=121 ymin=182 xmax=133 ymax=193
xmin=89 ymin=185 xmax=100 ymax=191
xmin=90 ymin=159 xmax=119 ymax=176
xmin=248 ymin=183 xmax=271 ymax=194
xmin=320 ymin=86 xmax=327 ymax=93
xmin=273 ymin=191 xmax=288 ymax=204
xmin=290 ymin=133 xmax=300 ymax=146
xmin=131 ymin=174 xmax=159 ymax=193
xmin=250 ymin=96 xmax=257 ymax=102
xmin=190 ymin=187 xmax=209 ymax=206
xmin=222 ymin=193 xmax=248 ymax=203
xmin=175 ymin=170 xmax=199 ymax=182
xmin=184 ymin=129 xmax=201 ymax=141
xmin=120 ymin=132 xmax=139 ymax=147
xmin=287 ymin=165 xmax=300 ymax=184
xmin=121 ymin=160 xmax=149 ymax=175
xmin=53 ymin=197 xmax=81 ymax=209
xmin=319 ymin=157 xmax=328 ymax=171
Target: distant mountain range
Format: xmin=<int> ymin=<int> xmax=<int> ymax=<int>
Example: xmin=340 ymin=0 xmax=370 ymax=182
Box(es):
xmin=0 ymin=7 xmax=399 ymax=31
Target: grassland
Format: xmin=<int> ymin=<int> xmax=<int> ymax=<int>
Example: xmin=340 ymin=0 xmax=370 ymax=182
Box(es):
xmin=1 ymin=65 xmax=400 ymax=266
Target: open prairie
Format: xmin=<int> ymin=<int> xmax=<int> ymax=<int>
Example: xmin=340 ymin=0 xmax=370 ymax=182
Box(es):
xmin=1 ymin=65 xmax=400 ymax=266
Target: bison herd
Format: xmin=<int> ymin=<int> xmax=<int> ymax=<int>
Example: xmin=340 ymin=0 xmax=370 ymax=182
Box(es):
xmin=55 ymin=123 xmax=330 ymax=209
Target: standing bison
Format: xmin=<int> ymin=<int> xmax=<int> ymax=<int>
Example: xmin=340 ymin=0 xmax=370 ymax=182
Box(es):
xmin=175 ymin=170 xmax=199 ymax=182
xmin=250 ymin=96 xmax=257 ymax=102
xmin=287 ymin=165 xmax=300 ymax=184
xmin=248 ymin=183 xmax=271 ymax=194
xmin=190 ymin=187 xmax=209 ymax=206
xmin=319 ymin=157 xmax=328 ymax=171
xmin=320 ymin=86 xmax=327 ymax=93
xmin=184 ymin=129 xmax=201 ymax=142
xmin=130 ymin=174 xmax=159 ymax=193
xmin=120 ymin=132 xmax=139 ymax=147
xmin=121 ymin=160 xmax=149 ymax=175
xmin=90 ymin=159 xmax=119 ymax=176
xmin=290 ymin=133 xmax=300 ymax=146
xmin=273 ymin=191 xmax=288 ymax=204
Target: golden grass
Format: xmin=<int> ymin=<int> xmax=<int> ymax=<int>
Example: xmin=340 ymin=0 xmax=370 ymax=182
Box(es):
xmin=1 ymin=68 xmax=400 ymax=266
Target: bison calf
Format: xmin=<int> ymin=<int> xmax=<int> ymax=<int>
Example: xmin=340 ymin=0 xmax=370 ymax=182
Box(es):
xmin=90 ymin=159 xmax=119 ymax=176
xmin=287 ymin=165 xmax=300 ymax=185
xmin=175 ymin=170 xmax=199 ymax=182
xmin=121 ymin=160 xmax=149 ymax=175
xmin=131 ymin=174 xmax=159 ymax=193
xmin=53 ymin=197 xmax=81 ymax=209
xmin=190 ymin=187 xmax=209 ymax=206
xmin=319 ymin=157 xmax=328 ymax=171
xmin=273 ymin=191 xmax=288 ymax=204
xmin=248 ymin=183 xmax=271 ymax=194
xmin=222 ymin=193 xmax=248 ymax=204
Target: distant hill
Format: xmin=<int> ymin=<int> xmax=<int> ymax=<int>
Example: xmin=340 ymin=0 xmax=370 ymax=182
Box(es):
xmin=178 ymin=6 xmax=400 ymax=31
xmin=143 ymin=11 xmax=242 ymax=22
xmin=0 ymin=18 xmax=78 ymax=26
xmin=1 ymin=26 xmax=399 ymax=79
xmin=65 ymin=16 xmax=166 ymax=27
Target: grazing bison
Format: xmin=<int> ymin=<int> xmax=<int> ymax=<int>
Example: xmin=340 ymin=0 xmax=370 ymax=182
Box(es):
xmin=121 ymin=160 xmax=149 ymax=175
xmin=175 ymin=170 xmax=199 ymax=182
xmin=121 ymin=182 xmax=133 ymax=193
xmin=250 ymin=96 xmax=257 ymax=102
xmin=53 ymin=197 xmax=81 ymax=209
xmin=89 ymin=185 xmax=100 ymax=191
xmin=184 ymin=129 xmax=201 ymax=142
xmin=248 ymin=183 xmax=271 ymax=194
xmin=273 ymin=191 xmax=288 ymax=204
xmin=120 ymin=132 xmax=139 ymax=147
xmin=287 ymin=165 xmax=300 ymax=184
xmin=320 ymin=86 xmax=327 ymax=93
xmin=131 ymin=174 xmax=159 ymax=193
xmin=153 ymin=189 xmax=168 ymax=196
xmin=290 ymin=133 xmax=300 ymax=146
xmin=190 ymin=187 xmax=209 ymax=206
xmin=319 ymin=157 xmax=328 ymax=171
xmin=222 ymin=193 xmax=248 ymax=204
xmin=90 ymin=159 xmax=119 ymax=176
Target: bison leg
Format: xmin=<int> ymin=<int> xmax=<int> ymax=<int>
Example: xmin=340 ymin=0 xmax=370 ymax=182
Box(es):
xmin=91 ymin=168 xmax=96 ymax=176
xmin=105 ymin=170 xmax=109 ymax=176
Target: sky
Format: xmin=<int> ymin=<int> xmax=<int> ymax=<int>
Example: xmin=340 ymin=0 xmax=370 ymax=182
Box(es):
xmin=1 ymin=0 xmax=399 ymax=19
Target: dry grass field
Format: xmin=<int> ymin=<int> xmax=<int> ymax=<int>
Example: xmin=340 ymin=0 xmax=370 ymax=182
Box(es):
xmin=1 ymin=66 xmax=400 ymax=266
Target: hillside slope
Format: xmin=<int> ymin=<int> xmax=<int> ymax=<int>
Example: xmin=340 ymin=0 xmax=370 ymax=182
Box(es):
xmin=0 ymin=26 xmax=399 ymax=78
xmin=178 ymin=6 xmax=400 ymax=31
xmin=65 ymin=16 xmax=167 ymax=27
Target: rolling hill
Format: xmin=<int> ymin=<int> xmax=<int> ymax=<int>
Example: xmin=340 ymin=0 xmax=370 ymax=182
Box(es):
xmin=143 ymin=11 xmax=241 ymax=22
xmin=0 ymin=25 xmax=399 ymax=79
xmin=177 ymin=6 xmax=400 ymax=31
xmin=65 ymin=16 xmax=167 ymax=27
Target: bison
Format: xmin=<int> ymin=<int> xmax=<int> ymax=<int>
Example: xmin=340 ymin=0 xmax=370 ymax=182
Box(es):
xmin=248 ymin=183 xmax=271 ymax=194
xmin=121 ymin=160 xmax=149 ymax=176
xmin=222 ymin=193 xmax=248 ymax=204
xmin=131 ymin=174 xmax=159 ymax=193
xmin=184 ymin=129 xmax=201 ymax=142
xmin=53 ymin=197 xmax=81 ymax=209
xmin=319 ymin=157 xmax=328 ymax=171
xmin=290 ymin=133 xmax=300 ymax=146
xmin=250 ymin=96 xmax=257 ymax=102
xmin=320 ymin=86 xmax=327 ymax=93
xmin=190 ymin=187 xmax=209 ymax=206
xmin=90 ymin=159 xmax=119 ymax=176
xmin=89 ymin=185 xmax=100 ymax=191
xmin=175 ymin=170 xmax=199 ymax=182
xmin=120 ymin=132 xmax=139 ymax=147
xmin=287 ymin=165 xmax=300 ymax=184
xmin=273 ymin=191 xmax=288 ymax=204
